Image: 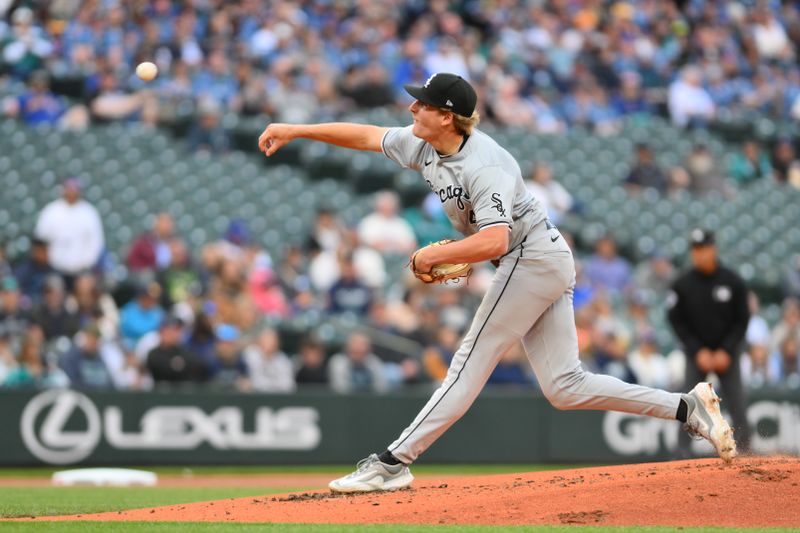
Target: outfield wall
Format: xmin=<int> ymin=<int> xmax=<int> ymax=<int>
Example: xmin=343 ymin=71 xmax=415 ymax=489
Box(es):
xmin=1 ymin=388 xmax=798 ymax=466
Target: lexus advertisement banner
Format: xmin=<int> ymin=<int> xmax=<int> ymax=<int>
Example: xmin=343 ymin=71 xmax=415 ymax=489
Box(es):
xmin=2 ymin=389 xmax=798 ymax=465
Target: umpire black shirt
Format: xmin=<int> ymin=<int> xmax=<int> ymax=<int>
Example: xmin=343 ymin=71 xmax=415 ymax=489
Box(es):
xmin=667 ymin=264 xmax=750 ymax=358
xmin=147 ymin=345 xmax=209 ymax=383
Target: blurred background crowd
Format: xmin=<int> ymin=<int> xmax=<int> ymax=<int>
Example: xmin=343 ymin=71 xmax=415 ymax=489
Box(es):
xmin=0 ymin=179 xmax=798 ymax=394
xmin=0 ymin=0 xmax=799 ymax=395
xmin=1 ymin=0 xmax=800 ymax=132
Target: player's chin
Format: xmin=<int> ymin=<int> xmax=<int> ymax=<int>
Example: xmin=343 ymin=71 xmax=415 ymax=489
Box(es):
xmin=410 ymin=122 xmax=428 ymax=140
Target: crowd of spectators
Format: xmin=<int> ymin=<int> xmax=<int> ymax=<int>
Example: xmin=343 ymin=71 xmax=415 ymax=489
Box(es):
xmin=0 ymin=1 xmax=798 ymax=395
xmin=622 ymin=135 xmax=800 ymax=195
xmin=2 ymin=1 xmax=799 ymax=197
xmin=1 ymin=1 xmax=799 ymax=135
xmin=0 ymin=176 xmax=798 ymax=394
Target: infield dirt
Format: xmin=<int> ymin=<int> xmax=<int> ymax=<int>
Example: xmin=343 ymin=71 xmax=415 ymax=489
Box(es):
xmin=20 ymin=456 xmax=800 ymax=527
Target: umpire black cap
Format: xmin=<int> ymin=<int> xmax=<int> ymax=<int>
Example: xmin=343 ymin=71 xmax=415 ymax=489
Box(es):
xmin=404 ymin=73 xmax=477 ymax=117
xmin=689 ymin=228 xmax=715 ymax=247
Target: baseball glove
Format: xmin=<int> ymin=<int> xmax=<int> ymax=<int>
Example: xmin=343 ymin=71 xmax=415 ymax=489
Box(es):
xmin=409 ymin=240 xmax=472 ymax=284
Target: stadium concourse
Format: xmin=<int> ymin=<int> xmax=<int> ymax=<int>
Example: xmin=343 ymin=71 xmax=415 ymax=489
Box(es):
xmin=0 ymin=2 xmax=799 ymax=400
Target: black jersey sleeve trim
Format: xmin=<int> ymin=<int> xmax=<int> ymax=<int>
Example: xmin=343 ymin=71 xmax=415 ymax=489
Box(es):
xmin=380 ymin=129 xmax=390 ymax=157
xmin=478 ymin=221 xmax=511 ymax=230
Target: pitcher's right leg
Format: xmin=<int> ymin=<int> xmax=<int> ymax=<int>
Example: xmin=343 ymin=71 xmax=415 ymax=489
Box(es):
xmin=523 ymin=289 xmax=682 ymax=419
xmin=523 ymin=289 xmax=737 ymax=461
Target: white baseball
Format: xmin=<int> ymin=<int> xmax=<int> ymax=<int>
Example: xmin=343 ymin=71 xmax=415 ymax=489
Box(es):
xmin=135 ymin=61 xmax=158 ymax=81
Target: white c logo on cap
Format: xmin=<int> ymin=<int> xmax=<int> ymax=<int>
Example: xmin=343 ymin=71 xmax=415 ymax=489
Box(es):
xmin=20 ymin=389 xmax=102 ymax=464
xmin=423 ymin=74 xmax=437 ymax=88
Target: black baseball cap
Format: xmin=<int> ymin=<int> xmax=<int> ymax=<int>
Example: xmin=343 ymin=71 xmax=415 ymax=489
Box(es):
xmin=404 ymin=73 xmax=477 ymax=117
xmin=689 ymin=228 xmax=715 ymax=247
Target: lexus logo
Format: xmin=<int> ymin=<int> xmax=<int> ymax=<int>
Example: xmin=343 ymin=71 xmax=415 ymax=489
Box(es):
xmin=19 ymin=390 xmax=322 ymax=465
xmin=20 ymin=389 xmax=101 ymax=464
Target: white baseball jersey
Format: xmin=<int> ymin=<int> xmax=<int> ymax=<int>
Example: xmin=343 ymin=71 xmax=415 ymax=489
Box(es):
xmin=372 ymin=124 xmax=682 ymax=465
xmin=381 ymin=126 xmax=546 ymax=253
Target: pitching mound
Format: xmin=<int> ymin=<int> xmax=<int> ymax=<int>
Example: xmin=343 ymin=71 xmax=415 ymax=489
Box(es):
xmin=25 ymin=456 xmax=800 ymax=527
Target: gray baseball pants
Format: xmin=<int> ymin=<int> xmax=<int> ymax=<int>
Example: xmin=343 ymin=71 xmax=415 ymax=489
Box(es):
xmin=388 ymin=220 xmax=682 ymax=464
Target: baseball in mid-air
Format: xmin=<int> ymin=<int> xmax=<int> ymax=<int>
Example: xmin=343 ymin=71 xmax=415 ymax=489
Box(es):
xmin=135 ymin=61 xmax=158 ymax=81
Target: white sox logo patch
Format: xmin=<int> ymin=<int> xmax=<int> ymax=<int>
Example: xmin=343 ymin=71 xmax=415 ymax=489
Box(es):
xmin=713 ymin=286 xmax=732 ymax=302
xmin=424 ymin=74 xmax=437 ymax=88
xmin=491 ymin=193 xmax=506 ymax=217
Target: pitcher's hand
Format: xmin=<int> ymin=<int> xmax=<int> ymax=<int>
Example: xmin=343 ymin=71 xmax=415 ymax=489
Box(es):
xmin=258 ymin=123 xmax=294 ymax=156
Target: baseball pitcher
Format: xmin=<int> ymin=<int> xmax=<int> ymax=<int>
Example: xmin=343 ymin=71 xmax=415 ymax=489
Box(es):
xmin=258 ymin=73 xmax=737 ymax=493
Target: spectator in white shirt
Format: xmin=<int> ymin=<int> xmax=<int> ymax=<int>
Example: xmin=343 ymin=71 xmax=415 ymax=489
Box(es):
xmin=312 ymin=208 xmax=344 ymax=252
xmin=308 ymin=238 xmax=340 ymax=293
xmin=627 ymin=330 xmax=672 ymax=390
xmin=357 ymin=191 xmax=417 ymax=255
xmin=668 ymin=66 xmax=715 ymax=128
xmin=243 ymin=328 xmax=296 ymax=393
xmin=424 ymin=37 xmax=469 ymax=81
xmin=745 ymin=291 xmax=771 ymax=350
xmin=34 ymin=178 xmax=104 ymax=280
xmin=525 ymin=162 xmax=573 ymax=225
xmin=751 ymin=9 xmax=793 ymax=61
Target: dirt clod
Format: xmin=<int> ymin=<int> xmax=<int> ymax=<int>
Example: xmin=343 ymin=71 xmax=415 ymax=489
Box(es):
xmin=558 ymin=510 xmax=607 ymax=524
xmin=739 ymin=468 xmax=789 ymax=482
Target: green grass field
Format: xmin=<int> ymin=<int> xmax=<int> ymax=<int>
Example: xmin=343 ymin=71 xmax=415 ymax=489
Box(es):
xmin=0 ymin=486 xmax=303 ymax=518
xmin=0 ymin=465 xmax=791 ymax=532
xmin=0 ymin=463 xmax=592 ymax=478
xmin=0 ymin=464 xmax=582 ymax=521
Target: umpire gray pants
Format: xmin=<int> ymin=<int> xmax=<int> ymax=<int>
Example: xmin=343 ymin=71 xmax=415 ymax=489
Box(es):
xmin=389 ymin=221 xmax=682 ymax=464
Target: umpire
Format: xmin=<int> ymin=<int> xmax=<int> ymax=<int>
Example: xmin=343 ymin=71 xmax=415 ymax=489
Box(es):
xmin=667 ymin=228 xmax=751 ymax=452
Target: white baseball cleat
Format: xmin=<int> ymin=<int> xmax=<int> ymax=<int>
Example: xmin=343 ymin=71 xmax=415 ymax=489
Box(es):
xmin=329 ymin=453 xmax=414 ymax=493
xmin=683 ymin=382 xmax=737 ymax=463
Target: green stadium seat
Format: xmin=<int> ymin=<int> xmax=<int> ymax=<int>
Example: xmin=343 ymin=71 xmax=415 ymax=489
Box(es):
xmin=0 ymin=113 xmax=793 ymax=299
xmin=668 ymin=236 xmax=688 ymax=256
xmin=737 ymin=262 xmax=756 ymax=283
xmin=634 ymin=235 xmax=658 ymax=259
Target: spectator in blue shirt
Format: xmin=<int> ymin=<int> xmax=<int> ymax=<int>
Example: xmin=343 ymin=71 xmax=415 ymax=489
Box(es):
xmin=328 ymin=254 xmax=372 ymax=316
xmin=9 ymin=71 xmax=65 ymax=126
xmin=192 ymin=50 xmax=239 ymax=112
xmin=488 ymin=344 xmax=532 ymax=386
xmin=120 ymin=282 xmax=165 ymax=350
xmin=208 ymin=324 xmax=249 ymax=391
xmin=611 ymin=72 xmax=653 ymax=116
xmin=584 ymin=236 xmax=632 ymax=296
xmin=13 ymin=237 xmax=54 ymax=306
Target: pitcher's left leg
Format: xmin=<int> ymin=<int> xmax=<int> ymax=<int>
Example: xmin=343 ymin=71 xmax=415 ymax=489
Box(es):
xmin=387 ymin=256 xmax=529 ymax=464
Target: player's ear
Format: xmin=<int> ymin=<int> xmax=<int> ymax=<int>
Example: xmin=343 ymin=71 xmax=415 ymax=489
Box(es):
xmin=440 ymin=111 xmax=454 ymax=128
